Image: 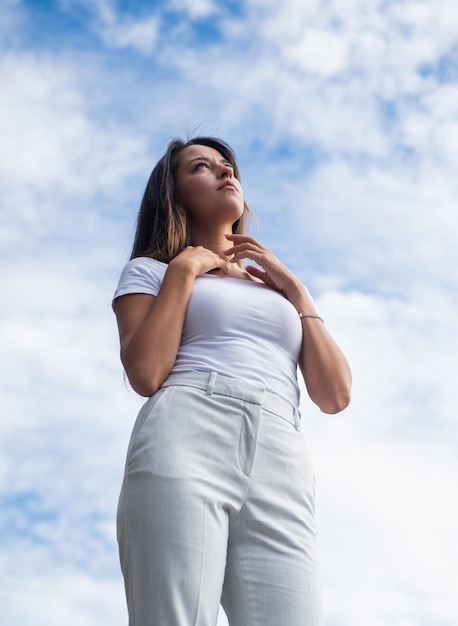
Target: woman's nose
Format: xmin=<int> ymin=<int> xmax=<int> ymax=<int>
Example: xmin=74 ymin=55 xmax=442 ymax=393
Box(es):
xmin=220 ymin=164 xmax=233 ymax=178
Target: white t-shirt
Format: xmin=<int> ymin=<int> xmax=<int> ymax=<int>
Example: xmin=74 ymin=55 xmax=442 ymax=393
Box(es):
xmin=113 ymin=256 xmax=303 ymax=407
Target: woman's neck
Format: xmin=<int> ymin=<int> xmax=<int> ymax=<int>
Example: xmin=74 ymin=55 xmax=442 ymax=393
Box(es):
xmin=190 ymin=228 xmax=250 ymax=278
xmin=190 ymin=230 xmax=231 ymax=260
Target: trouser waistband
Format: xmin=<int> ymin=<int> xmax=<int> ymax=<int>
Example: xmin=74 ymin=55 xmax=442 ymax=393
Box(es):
xmin=160 ymin=370 xmax=301 ymax=430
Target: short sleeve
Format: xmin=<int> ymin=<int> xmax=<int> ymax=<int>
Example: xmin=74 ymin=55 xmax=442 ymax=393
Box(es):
xmin=112 ymin=257 xmax=168 ymax=310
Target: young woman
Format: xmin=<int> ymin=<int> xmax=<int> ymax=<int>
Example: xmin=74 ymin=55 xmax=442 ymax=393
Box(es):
xmin=113 ymin=137 xmax=351 ymax=626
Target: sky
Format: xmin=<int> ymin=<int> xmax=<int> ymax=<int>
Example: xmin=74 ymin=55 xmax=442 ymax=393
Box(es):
xmin=1 ymin=0 xmax=457 ymax=624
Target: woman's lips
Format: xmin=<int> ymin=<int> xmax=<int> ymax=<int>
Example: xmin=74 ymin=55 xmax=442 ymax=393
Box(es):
xmin=219 ymin=182 xmax=238 ymax=191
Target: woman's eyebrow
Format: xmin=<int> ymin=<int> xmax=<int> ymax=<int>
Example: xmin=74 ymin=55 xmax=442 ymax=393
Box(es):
xmin=189 ymin=156 xmax=210 ymax=164
xmin=188 ymin=156 xmax=232 ymax=166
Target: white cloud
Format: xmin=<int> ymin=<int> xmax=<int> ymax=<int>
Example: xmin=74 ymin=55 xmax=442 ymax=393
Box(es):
xmin=99 ymin=12 xmax=160 ymax=54
xmin=0 ymin=0 xmax=24 ymax=45
xmin=1 ymin=572 xmax=127 ymax=625
xmin=285 ymin=29 xmax=349 ymax=77
xmin=170 ymin=0 xmax=217 ymax=20
xmin=300 ymin=288 xmax=458 ymax=625
xmin=315 ymin=428 xmax=458 ymax=626
xmin=0 ymin=53 xmax=148 ymax=196
xmin=150 ymin=0 xmax=458 ymax=167
xmin=59 ymin=0 xmax=160 ymax=54
xmin=59 ymin=0 xmax=115 ymax=26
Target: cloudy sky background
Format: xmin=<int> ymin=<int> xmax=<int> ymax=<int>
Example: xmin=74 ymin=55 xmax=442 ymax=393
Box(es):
xmin=1 ymin=0 xmax=457 ymax=624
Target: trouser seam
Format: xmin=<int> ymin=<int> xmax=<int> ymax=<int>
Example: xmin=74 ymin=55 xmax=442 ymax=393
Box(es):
xmin=227 ymin=542 xmax=256 ymax=626
xmin=193 ymin=497 xmax=208 ymax=626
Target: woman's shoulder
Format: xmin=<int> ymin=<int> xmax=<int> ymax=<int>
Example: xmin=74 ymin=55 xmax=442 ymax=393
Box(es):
xmin=113 ymin=257 xmax=168 ymax=308
xmin=124 ymin=256 xmax=168 ymax=271
xmin=119 ymin=256 xmax=168 ymax=281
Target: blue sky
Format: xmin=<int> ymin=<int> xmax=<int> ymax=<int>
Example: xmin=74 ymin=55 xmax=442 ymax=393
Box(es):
xmin=1 ymin=0 xmax=458 ymax=624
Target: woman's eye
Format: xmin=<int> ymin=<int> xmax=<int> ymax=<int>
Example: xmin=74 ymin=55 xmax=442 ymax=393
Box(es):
xmin=194 ymin=161 xmax=209 ymax=171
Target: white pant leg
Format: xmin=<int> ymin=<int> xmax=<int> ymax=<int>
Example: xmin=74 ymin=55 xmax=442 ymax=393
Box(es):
xmin=222 ymin=406 xmax=323 ymax=626
xmin=117 ymin=382 xmax=252 ymax=626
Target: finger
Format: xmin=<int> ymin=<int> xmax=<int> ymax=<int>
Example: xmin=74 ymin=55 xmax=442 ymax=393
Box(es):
xmin=245 ymin=265 xmax=274 ymax=286
xmin=225 ymin=233 xmax=265 ymax=248
xmin=223 ymin=242 xmax=264 ymax=256
xmin=229 ymin=251 xmax=263 ymax=264
xmin=245 ymin=265 xmax=265 ymax=279
xmin=229 ymin=249 xmax=268 ymax=265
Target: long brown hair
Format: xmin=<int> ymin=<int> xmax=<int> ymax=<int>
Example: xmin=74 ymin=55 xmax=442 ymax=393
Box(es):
xmin=130 ymin=137 xmax=253 ymax=262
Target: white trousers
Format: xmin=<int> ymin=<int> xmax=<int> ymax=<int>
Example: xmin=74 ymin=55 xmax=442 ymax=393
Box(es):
xmin=117 ymin=371 xmax=323 ymax=626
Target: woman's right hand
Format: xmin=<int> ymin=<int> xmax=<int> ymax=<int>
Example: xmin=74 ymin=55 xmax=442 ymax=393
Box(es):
xmin=169 ymin=245 xmax=226 ymax=277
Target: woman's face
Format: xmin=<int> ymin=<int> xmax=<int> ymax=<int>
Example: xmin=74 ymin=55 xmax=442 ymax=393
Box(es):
xmin=175 ymin=144 xmax=244 ymax=229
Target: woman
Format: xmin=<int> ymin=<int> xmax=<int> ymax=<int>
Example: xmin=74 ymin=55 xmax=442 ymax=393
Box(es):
xmin=113 ymin=136 xmax=351 ymax=626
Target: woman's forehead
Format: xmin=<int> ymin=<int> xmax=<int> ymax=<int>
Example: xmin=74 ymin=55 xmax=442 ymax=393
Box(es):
xmin=178 ymin=144 xmax=226 ymax=164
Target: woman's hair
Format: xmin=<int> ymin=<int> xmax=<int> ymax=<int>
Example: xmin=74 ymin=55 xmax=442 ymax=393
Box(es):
xmin=130 ymin=136 xmax=253 ymax=262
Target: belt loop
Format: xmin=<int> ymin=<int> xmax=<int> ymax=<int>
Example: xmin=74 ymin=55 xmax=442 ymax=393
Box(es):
xmin=206 ymin=372 xmax=217 ymax=396
xmin=294 ymin=406 xmax=302 ymax=431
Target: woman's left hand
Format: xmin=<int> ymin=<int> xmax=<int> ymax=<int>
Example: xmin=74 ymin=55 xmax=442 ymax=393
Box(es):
xmin=225 ymin=234 xmax=352 ymax=414
xmin=224 ymin=233 xmax=299 ymax=294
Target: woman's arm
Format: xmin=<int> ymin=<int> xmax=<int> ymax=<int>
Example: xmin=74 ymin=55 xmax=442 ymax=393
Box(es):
xmin=224 ymin=234 xmax=352 ymax=414
xmin=115 ymin=246 xmax=226 ymax=396
xmin=282 ymin=280 xmax=352 ymax=414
